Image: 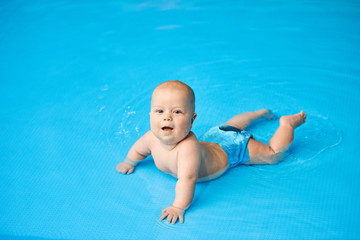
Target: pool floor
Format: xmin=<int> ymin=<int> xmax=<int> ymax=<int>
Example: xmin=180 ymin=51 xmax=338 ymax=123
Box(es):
xmin=1 ymin=0 xmax=360 ymax=239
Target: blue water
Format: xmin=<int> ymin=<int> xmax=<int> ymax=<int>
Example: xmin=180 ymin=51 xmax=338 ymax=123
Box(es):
xmin=1 ymin=1 xmax=359 ymax=239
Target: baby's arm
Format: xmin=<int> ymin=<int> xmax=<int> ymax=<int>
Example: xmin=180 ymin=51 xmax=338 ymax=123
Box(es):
xmin=159 ymin=142 xmax=200 ymax=224
xmin=116 ymin=131 xmax=152 ymax=174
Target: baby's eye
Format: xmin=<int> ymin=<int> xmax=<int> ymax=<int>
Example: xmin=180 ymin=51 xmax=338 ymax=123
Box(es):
xmin=155 ymin=109 xmax=163 ymax=113
xmin=174 ymin=110 xmax=183 ymax=114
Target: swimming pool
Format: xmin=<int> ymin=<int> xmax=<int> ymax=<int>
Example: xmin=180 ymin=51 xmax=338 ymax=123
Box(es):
xmin=1 ymin=0 xmax=359 ymax=239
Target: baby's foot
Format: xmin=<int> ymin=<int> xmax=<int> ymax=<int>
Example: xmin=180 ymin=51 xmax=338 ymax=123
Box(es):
xmin=258 ymin=109 xmax=276 ymax=120
xmin=280 ymin=111 xmax=306 ymax=129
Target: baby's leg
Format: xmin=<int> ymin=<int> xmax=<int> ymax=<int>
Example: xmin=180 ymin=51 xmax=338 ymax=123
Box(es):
xmin=225 ymin=109 xmax=275 ymax=130
xmin=246 ymin=111 xmax=306 ymax=164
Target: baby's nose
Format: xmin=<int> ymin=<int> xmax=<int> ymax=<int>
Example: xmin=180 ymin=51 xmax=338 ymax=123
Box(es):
xmin=163 ymin=113 xmax=172 ymax=121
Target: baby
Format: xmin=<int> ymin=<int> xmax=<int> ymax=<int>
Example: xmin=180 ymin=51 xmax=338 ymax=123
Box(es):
xmin=116 ymin=80 xmax=306 ymax=224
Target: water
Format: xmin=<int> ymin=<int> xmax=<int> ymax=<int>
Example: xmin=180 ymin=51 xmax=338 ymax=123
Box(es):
xmin=1 ymin=0 xmax=359 ymax=239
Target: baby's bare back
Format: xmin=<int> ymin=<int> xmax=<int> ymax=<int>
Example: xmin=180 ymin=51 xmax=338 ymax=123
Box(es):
xmin=197 ymin=141 xmax=228 ymax=180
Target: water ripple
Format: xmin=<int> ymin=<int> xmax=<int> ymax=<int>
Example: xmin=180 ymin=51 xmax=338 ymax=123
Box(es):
xmin=250 ymin=113 xmax=343 ymax=176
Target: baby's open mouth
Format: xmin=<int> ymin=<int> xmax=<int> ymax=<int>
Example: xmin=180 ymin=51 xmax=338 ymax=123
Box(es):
xmin=162 ymin=127 xmax=173 ymax=131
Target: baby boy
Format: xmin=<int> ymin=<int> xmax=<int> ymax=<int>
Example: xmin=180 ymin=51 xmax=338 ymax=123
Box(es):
xmin=116 ymin=80 xmax=306 ymax=224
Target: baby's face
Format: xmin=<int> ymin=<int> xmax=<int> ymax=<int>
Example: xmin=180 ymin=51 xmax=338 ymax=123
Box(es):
xmin=150 ymin=87 xmax=196 ymax=146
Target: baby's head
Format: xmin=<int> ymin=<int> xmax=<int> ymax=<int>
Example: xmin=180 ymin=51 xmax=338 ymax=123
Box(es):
xmin=152 ymin=80 xmax=195 ymax=113
xmin=150 ymin=80 xmax=197 ymax=145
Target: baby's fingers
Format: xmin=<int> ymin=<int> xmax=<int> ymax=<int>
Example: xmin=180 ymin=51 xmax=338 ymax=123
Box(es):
xmin=116 ymin=163 xmax=134 ymax=175
xmin=159 ymin=212 xmax=168 ymax=222
xmin=179 ymin=214 xmax=184 ymax=224
xmin=166 ymin=214 xmax=174 ymax=223
xmin=171 ymin=215 xmax=178 ymax=224
xmin=126 ymin=167 xmax=134 ymax=174
xmin=159 ymin=208 xmax=169 ymax=222
xmin=119 ymin=168 xmax=129 ymax=174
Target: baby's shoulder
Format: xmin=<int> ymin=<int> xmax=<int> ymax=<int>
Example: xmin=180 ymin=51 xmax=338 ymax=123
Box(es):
xmin=177 ymin=132 xmax=200 ymax=151
xmin=180 ymin=131 xmax=198 ymax=143
xmin=140 ymin=130 xmax=154 ymax=142
xmin=137 ymin=130 xmax=157 ymax=148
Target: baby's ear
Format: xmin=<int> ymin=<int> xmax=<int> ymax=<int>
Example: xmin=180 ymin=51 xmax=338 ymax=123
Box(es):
xmin=192 ymin=113 xmax=197 ymax=124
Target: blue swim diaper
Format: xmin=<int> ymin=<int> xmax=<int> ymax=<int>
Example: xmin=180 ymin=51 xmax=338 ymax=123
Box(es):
xmin=200 ymin=125 xmax=252 ymax=167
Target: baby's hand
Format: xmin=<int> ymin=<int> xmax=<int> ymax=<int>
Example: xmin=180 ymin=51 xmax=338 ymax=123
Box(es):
xmin=116 ymin=162 xmax=135 ymax=174
xmin=159 ymin=206 xmax=185 ymax=224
